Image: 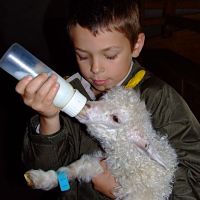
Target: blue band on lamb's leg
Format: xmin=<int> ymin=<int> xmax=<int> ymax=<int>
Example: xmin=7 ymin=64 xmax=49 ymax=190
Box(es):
xmin=57 ymin=171 xmax=70 ymax=191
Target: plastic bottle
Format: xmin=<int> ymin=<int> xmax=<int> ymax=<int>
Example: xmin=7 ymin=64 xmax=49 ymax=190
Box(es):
xmin=0 ymin=43 xmax=87 ymax=117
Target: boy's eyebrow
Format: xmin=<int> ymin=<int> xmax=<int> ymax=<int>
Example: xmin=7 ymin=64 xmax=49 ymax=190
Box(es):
xmin=102 ymin=46 xmax=121 ymax=52
xmin=75 ymin=48 xmax=89 ymax=53
xmin=75 ymin=46 xmax=121 ymax=53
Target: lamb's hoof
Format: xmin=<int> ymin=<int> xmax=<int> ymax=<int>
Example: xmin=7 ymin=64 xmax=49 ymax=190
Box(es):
xmin=24 ymin=172 xmax=34 ymax=187
xmin=24 ymin=169 xmax=58 ymax=191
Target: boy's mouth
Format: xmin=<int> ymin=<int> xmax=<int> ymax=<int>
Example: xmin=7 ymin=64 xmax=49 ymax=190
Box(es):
xmin=93 ymin=79 xmax=107 ymax=86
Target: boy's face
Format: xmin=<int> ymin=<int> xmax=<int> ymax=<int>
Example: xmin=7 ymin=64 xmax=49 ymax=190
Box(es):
xmin=70 ymin=25 xmax=135 ymax=94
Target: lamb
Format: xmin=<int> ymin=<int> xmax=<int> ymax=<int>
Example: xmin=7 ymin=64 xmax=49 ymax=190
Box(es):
xmin=24 ymin=86 xmax=178 ymax=200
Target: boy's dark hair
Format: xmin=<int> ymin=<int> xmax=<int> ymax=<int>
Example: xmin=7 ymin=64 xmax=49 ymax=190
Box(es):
xmin=67 ymin=0 xmax=142 ymax=47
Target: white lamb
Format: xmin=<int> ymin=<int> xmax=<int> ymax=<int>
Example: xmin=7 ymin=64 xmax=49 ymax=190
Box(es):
xmin=24 ymin=86 xmax=178 ymax=200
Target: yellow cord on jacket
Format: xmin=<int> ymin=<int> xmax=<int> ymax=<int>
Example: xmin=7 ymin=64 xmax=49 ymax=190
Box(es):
xmin=125 ymin=70 xmax=146 ymax=89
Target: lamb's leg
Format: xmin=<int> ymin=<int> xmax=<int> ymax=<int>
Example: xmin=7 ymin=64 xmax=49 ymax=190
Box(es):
xmin=24 ymin=153 xmax=104 ymax=191
xmin=24 ymin=169 xmax=58 ymax=191
xmin=58 ymin=154 xmax=104 ymax=182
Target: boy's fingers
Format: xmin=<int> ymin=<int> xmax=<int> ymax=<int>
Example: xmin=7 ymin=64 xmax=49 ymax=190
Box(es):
xmin=15 ymin=76 xmax=33 ymax=95
xmin=35 ymin=75 xmax=59 ymax=105
xmin=92 ymin=160 xmax=117 ymax=199
xmin=24 ymin=73 xmax=49 ymax=96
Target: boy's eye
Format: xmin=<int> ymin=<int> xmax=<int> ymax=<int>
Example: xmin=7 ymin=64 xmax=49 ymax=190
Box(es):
xmin=78 ymin=56 xmax=88 ymax=60
xmin=105 ymin=54 xmax=118 ymax=60
xmin=76 ymin=54 xmax=88 ymax=61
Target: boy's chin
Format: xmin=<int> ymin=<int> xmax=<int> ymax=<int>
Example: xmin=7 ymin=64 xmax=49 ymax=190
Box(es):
xmin=92 ymin=86 xmax=108 ymax=95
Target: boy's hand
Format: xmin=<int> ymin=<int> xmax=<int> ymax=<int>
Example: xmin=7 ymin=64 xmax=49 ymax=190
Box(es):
xmin=15 ymin=73 xmax=60 ymax=118
xmin=92 ymin=160 xmax=117 ymax=199
xmin=15 ymin=73 xmax=61 ymax=134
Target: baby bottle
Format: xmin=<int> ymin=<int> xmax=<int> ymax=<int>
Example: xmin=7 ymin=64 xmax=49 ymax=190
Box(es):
xmin=0 ymin=43 xmax=87 ymax=117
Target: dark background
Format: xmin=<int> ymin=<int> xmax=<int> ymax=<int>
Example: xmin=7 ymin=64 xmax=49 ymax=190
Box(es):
xmin=0 ymin=0 xmax=199 ymax=199
xmin=0 ymin=0 xmax=75 ymax=199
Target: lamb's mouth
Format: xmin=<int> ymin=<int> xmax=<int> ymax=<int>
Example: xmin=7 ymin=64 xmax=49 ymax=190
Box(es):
xmin=75 ymin=106 xmax=89 ymax=122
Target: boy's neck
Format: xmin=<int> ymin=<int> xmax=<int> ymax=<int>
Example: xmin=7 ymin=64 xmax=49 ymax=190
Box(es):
xmin=116 ymin=61 xmax=133 ymax=86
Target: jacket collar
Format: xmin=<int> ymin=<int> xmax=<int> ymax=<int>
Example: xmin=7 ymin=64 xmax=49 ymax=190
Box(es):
xmin=121 ymin=59 xmax=146 ymax=87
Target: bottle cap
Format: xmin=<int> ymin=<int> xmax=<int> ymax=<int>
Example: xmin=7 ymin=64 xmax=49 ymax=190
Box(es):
xmin=61 ymin=89 xmax=87 ymax=117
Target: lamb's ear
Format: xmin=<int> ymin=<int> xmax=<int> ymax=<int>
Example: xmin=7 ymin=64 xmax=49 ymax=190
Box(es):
xmin=127 ymin=130 xmax=167 ymax=169
xmin=146 ymin=145 xmax=167 ymax=169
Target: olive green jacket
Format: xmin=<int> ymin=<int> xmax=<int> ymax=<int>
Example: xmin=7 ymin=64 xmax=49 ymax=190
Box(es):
xmin=22 ymin=61 xmax=200 ymax=200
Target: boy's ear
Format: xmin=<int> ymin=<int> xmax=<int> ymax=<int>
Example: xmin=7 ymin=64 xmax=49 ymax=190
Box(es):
xmin=131 ymin=33 xmax=145 ymax=58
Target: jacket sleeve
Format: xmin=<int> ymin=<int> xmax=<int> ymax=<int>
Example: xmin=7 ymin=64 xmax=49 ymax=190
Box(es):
xmin=21 ymin=114 xmax=100 ymax=171
xmin=142 ymin=80 xmax=200 ymax=200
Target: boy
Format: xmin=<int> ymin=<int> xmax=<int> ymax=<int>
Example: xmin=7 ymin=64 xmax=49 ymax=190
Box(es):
xmin=16 ymin=0 xmax=200 ymax=199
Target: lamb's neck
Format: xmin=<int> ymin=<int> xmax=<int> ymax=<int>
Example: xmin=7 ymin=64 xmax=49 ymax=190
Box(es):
xmin=100 ymin=140 xmax=116 ymax=152
xmin=101 ymin=139 xmax=129 ymax=156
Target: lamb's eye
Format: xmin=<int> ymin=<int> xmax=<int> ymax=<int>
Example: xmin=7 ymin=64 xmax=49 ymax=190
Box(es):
xmin=112 ymin=115 xmax=119 ymax=123
xmin=144 ymin=143 xmax=149 ymax=150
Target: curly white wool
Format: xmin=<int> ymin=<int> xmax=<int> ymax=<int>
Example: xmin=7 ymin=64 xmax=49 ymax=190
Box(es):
xmin=81 ymin=87 xmax=178 ymax=200
xmin=25 ymin=86 xmax=178 ymax=200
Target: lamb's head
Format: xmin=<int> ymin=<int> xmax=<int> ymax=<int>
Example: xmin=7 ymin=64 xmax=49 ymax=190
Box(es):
xmin=76 ymin=87 xmax=170 ymax=168
xmin=76 ymin=87 xmax=151 ymax=145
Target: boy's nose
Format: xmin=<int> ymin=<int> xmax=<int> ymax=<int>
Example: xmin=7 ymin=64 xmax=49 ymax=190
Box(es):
xmin=91 ymin=60 xmax=104 ymax=74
